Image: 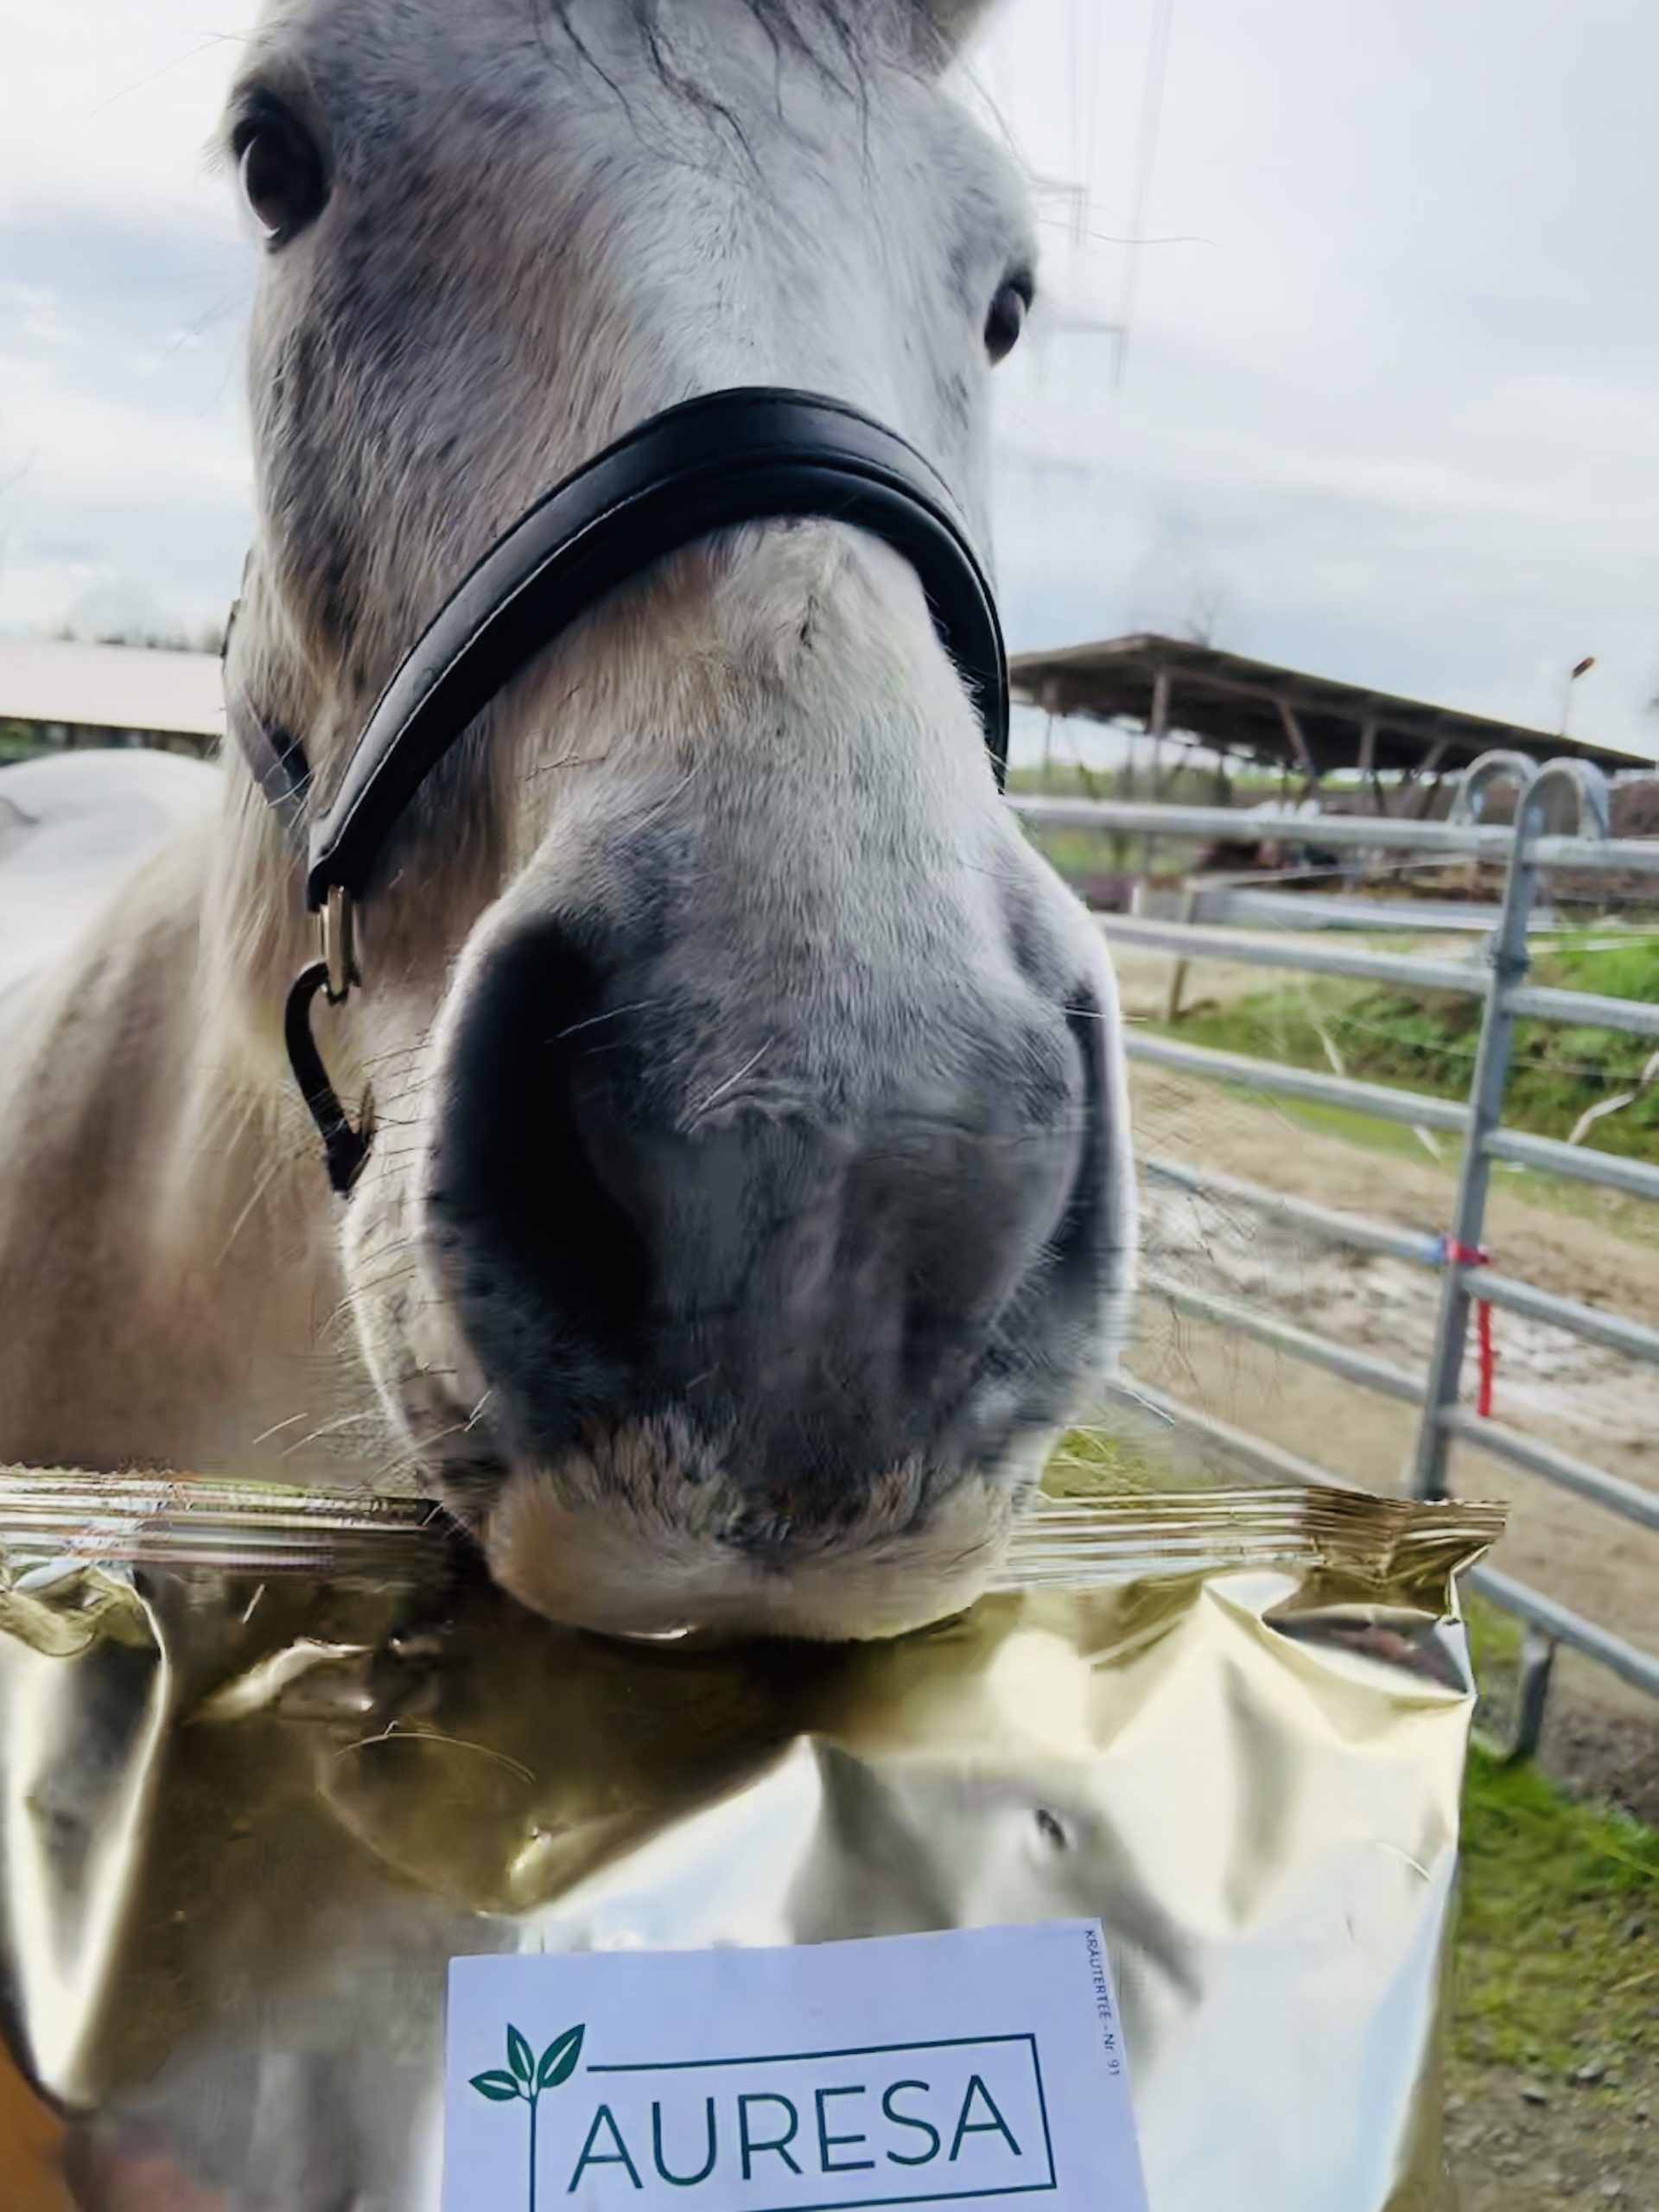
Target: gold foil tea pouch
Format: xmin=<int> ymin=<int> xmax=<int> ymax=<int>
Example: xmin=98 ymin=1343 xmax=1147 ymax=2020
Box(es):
xmin=0 ymin=1471 xmax=1503 ymax=2212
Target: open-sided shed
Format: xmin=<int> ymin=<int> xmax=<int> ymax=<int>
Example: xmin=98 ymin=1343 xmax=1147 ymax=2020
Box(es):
xmin=1010 ymin=632 xmax=1645 ymax=801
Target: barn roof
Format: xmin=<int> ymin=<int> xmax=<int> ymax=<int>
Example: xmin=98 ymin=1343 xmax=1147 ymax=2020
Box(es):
xmin=0 ymin=640 xmax=223 ymax=741
xmin=1010 ymin=633 xmax=1647 ymax=777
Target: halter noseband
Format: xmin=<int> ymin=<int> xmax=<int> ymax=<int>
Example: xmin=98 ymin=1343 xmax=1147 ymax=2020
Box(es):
xmin=243 ymin=387 xmax=1010 ymax=1195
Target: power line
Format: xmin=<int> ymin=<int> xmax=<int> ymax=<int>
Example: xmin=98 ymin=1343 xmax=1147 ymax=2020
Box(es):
xmin=1116 ymin=0 xmax=1178 ymax=390
xmin=1081 ymin=0 xmax=1104 ymax=243
xmin=1068 ymin=0 xmax=1085 ymax=244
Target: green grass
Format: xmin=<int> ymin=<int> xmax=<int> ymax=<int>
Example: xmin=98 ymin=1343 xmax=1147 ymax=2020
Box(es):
xmin=1465 ymin=1594 xmax=1525 ymax=1677
xmin=1042 ymin=1425 xmax=1166 ymax=1497
xmin=0 ymin=725 xmax=54 ymax=768
xmin=1454 ymin=1748 xmax=1657 ymax=2082
xmin=1166 ymin=935 xmax=1659 ymax=1160
xmin=1455 ymin=1606 xmax=1656 ymax=2087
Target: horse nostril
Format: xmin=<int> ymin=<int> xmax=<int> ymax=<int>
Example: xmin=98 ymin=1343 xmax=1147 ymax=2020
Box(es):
xmin=426 ymin=913 xmax=652 ymax=1444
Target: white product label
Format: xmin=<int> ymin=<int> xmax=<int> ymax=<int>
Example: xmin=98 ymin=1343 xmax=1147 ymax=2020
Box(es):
xmin=443 ymin=1922 xmax=1147 ymax=2212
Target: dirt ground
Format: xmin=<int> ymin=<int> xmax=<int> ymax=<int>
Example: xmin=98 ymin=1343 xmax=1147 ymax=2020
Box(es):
xmin=1112 ymin=944 xmax=1658 ymax=1779
xmin=1448 ymin=2070 xmax=1656 ymax=2212
xmin=1111 ymin=949 xmax=1658 ymax=2209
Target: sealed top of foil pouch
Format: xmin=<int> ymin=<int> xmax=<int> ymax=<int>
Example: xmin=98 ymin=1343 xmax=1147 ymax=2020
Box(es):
xmin=0 ymin=1470 xmax=1502 ymax=2212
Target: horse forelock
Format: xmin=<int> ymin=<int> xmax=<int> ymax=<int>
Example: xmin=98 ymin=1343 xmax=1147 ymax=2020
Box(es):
xmin=534 ymin=0 xmax=981 ymax=85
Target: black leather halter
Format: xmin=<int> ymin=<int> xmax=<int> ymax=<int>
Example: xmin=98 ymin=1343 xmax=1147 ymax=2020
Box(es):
xmin=251 ymin=387 xmax=1010 ymax=1195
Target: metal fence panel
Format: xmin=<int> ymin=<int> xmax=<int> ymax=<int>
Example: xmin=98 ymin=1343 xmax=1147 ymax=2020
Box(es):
xmin=1504 ymin=982 xmax=1659 ymax=1041
xmin=1469 ymin=1566 xmax=1659 ymax=1700
xmin=1103 ymin=1375 xmax=1353 ymax=1492
xmin=1128 ymin=1031 xmax=1471 ymax=1131
xmin=1197 ymin=888 xmax=1556 ymax=934
xmin=1461 ymin=1268 xmax=1659 ymax=1367
xmin=1011 ymin=793 xmax=1659 ymax=875
xmin=1143 ymin=1155 xmax=1659 ymax=1362
xmin=1141 ymin=1154 xmax=1446 ymax=1267
xmin=1438 ymin=1408 xmax=1659 ymax=1532
xmin=1145 ymin=1272 xmax=1425 ymax=1403
xmin=1048 ymin=752 xmax=1659 ymax=1739
xmin=1484 ymin=1126 xmax=1659 ymax=1204
xmin=1106 ymin=1377 xmax=1659 ymax=1704
xmin=1013 ymin=797 xmax=1519 ymax=854
xmin=1098 ymin=913 xmax=1486 ymax=995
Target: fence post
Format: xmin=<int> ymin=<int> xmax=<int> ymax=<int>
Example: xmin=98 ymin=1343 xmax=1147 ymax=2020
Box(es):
xmin=1409 ymin=782 xmax=1540 ymax=1499
xmin=1410 ymin=760 xmax=1610 ymax=1502
xmin=1473 ymin=1630 xmax=1558 ymax=1765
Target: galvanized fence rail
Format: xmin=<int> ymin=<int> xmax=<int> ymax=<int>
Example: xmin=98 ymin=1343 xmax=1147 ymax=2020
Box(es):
xmin=1014 ymin=756 xmax=1659 ymax=1752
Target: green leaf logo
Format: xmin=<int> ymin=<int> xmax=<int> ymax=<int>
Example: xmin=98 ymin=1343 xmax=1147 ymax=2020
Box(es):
xmin=537 ymin=2023 xmax=585 ymax=2089
xmin=470 ymin=2021 xmax=587 ymax=2212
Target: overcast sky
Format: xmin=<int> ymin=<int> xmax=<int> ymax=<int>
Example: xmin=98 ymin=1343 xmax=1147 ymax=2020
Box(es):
xmin=3 ymin=0 xmax=1656 ymax=756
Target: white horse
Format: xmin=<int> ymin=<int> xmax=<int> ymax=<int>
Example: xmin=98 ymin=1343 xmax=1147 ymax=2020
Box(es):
xmin=0 ymin=0 xmax=1132 ymax=1641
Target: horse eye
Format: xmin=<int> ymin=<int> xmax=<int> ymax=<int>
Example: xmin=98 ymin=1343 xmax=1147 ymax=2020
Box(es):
xmin=984 ymin=276 xmax=1032 ymax=365
xmin=235 ymin=99 xmax=328 ymax=246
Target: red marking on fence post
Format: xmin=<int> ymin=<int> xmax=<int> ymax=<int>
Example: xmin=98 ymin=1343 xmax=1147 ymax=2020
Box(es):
xmin=1442 ymin=1239 xmax=1495 ymax=1417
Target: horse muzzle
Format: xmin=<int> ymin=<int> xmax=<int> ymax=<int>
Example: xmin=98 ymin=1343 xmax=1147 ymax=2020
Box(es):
xmin=404 ymin=885 xmax=1122 ymax=1639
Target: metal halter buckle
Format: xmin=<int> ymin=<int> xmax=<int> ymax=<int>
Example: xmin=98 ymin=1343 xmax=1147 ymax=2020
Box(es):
xmin=321 ymin=886 xmax=358 ymax=1005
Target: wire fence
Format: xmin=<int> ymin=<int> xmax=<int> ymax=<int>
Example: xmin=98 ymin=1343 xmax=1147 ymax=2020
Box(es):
xmin=1012 ymin=753 xmax=1659 ymax=1753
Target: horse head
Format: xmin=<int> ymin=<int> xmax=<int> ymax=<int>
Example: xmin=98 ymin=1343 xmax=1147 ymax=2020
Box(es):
xmin=215 ymin=0 xmax=1133 ymax=1639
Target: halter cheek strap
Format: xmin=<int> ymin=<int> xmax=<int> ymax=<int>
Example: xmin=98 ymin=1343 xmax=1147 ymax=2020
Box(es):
xmin=243 ymin=387 xmax=1011 ymax=1196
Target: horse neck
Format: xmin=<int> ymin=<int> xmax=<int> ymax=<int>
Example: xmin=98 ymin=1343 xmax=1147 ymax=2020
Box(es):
xmin=0 ymin=806 xmax=374 ymax=1478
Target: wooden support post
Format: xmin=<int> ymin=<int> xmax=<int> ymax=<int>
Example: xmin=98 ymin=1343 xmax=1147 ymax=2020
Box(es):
xmin=1276 ymin=696 xmax=1320 ymax=801
xmin=1407 ymin=739 xmax=1450 ymax=818
xmin=1348 ymin=715 xmax=1382 ymax=879
xmin=1039 ymin=682 xmax=1060 ymax=791
xmin=1149 ymin=665 xmax=1171 ymax=785
xmin=1143 ymin=665 xmax=1171 ymax=880
xmin=1357 ymin=717 xmax=1378 ymax=812
xmin=1163 ymin=883 xmax=1200 ymax=1025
